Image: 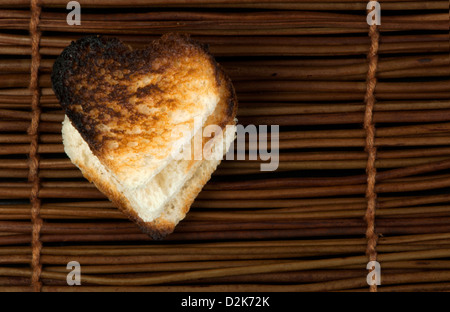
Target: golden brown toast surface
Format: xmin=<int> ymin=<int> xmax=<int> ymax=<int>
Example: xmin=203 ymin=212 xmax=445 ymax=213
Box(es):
xmin=52 ymin=33 xmax=222 ymax=187
xmin=62 ymin=64 xmax=237 ymax=240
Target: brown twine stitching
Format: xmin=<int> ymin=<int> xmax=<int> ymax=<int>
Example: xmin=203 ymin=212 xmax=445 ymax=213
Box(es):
xmin=29 ymin=0 xmax=43 ymax=292
xmin=364 ymin=14 xmax=380 ymax=292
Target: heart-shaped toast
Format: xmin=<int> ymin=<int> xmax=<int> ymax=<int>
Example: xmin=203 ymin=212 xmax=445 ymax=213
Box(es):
xmin=52 ymin=33 xmax=237 ymax=239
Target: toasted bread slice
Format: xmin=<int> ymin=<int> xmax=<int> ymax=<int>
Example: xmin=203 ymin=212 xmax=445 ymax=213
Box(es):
xmin=152 ymin=124 xmax=236 ymax=238
xmin=62 ymin=64 xmax=237 ymax=239
xmin=136 ymin=69 xmax=237 ymax=238
xmin=53 ymin=34 xmax=222 ymax=189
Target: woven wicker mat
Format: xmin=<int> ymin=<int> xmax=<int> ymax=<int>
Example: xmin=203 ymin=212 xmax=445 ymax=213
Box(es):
xmin=0 ymin=0 xmax=449 ymax=292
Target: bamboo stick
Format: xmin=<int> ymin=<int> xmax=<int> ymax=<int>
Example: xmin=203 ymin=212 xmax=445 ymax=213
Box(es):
xmin=5 ymin=117 xmax=448 ymax=141
xmin=0 ymin=144 xmax=64 ymax=155
xmin=21 ymin=283 xmax=450 ymax=292
xmin=1 ymin=169 xmax=450 ymax=199
xmin=31 ymin=11 xmax=447 ymax=24
xmin=238 ymin=92 xmax=450 ymax=102
xmin=2 ymin=33 xmax=448 ymax=53
xmin=2 ymin=32 xmax=448 ymax=50
xmin=0 ymin=74 xmax=450 ymax=93
xmin=2 ymin=153 xmax=448 ymax=184
xmin=2 ymin=100 xmax=450 ymax=116
xmin=239 ymin=109 xmax=450 ymax=126
xmin=3 ymin=202 xmax=450 ymax=221
xmin=7 ymin=218 xmax=450 ymax=241
xmin=197 ymin=175 xmax=450 ymax=200
xmin=230 ymin=156 xmax=449 ymax=168
xmin=1 ymin=137 xmax=449 ymax=158
xmin=28 ymin=19 xmax=450 ymax=33
xmin=1 ymin=145 xmax=449 ymax=171
xmin=2 ymin=15 xmax=447 ymax=33
xmin=1 ymin=223 xmax=450 ymax=244
xmin=228 ymin=63 xmax=449 ymax=81
xmin=239 ymin=101 xmax=450 ymax=116
xmin=3 ymin=86 xmax=450 ymax=102
xmin=2 ymin=41 xmax=449 ymax=57
xmin=2 ymin=156 xmax=450 ymax=179
xmin=234 ymin=80 xmax=450 ymax=94
xmin=0 ymin=109 xmax=450 ymax=132
xmin=33 ymin=236 xmax=450 ymax=251
xmin=1 ymin=0 xmax=448 ymax=10
xmin=191 ymin=194 xmax=450 ymax=210
xmin=0 ymin=121 xmax=61 ymax=132
xmin=0 ymin=61 xmax=448 ymax=88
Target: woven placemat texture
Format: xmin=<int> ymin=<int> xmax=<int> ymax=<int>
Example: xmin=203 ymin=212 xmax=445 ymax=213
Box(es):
xmin=0 ymin=0 xmax=449 ymax=292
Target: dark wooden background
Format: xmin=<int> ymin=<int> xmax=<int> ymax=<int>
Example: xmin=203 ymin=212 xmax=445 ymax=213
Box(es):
xmin=0 ymin=0 xmax=449 ymax=291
